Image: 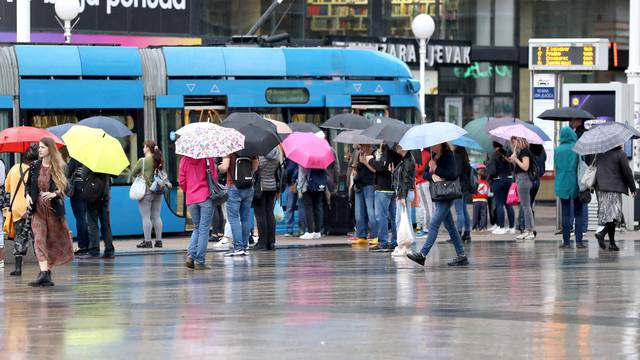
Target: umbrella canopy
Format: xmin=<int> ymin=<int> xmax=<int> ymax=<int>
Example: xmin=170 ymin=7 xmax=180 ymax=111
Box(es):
xmin=176 ymin=125 xmax=245 ymax=159
xmin=485 ymin=117 xmax=551 ymax=142
xmin=175 ymin=122 xmax=218 ymax=136
xmin=489 ymin=124 xmax=545 ymax=144
xmin=463 ymin=117 xmax=494 ymax=152
xmin=62 ymin=125 xmax=130 ymax=176
xmin=361 ymin=120 xmax=410 ymax=143
xmin=79 ymin=116 xmax=133 ymax=138
xmin=220 ymin=112 xmax=281 ymax=156
xmin=47 ymin=123 xmax=76 ymax=138
xmin=333 ymin=129 xmax=382 ymax=145
xmin=451 ymin=135 xmax=485 ymax=152
xmin=321 ymin=113 xmax=370 ymax=130
xmin=0 ymin=126 xmax=64 ymax=153
xmin=288 ymin=122 xmax=322 ymax=134
xmin=573 ymin=122 xmax=640 ymax=155
xmin=282 ymin=132 xmax=335 ymax=169
xmin=398 ymin=122 xmax=467 ymax=150
xmin=538 ymin=107 xmax=595 ymax=121
xmin=266 ymin=119 xmax=292 ymax=134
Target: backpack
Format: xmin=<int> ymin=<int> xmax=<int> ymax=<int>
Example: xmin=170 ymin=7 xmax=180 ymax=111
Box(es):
xmin=232 ymin=156 xmax=254 ymax=189
xmin=469 ymin=166 xmax=479 ymax=194
xmin=81 ymin=172 xmax=108 ymax=203
xmin=308 ymin=169 xmax=327 ymax=192
xmin=527 ymin=157 xmax=540 ymax=181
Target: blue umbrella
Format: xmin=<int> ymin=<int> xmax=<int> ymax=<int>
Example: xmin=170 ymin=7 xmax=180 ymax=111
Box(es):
xmin=79 ymin=116 xmax=133 ymax=138
xmin=485 ymin=117 xmax=551 ymax=142
xmin=451 ymin=135 xmax=485 ymax=152
xmin=47 ymin=123 xmax=76 ymax=138
xmin=398 ymin=122 xmax=466 ymax=150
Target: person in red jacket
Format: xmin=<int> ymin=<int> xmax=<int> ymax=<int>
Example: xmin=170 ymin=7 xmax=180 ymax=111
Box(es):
xmin=414 ymin=149 xmax=432 ymax=238
xmin=472 ymin=166 xmax=490 ymax=231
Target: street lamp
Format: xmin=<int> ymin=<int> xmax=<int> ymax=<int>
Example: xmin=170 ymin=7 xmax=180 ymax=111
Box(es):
xmin=411 ymin=14 xmax=435 ymax=123
xmin=54 ymin=0 xmax=81 ymax=44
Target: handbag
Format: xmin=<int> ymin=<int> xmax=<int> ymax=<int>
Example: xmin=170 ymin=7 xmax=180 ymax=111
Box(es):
xmin=581 ymin=155 xmax=598 ymax=190
xmin=429 ymin=179 xmax=462 ymax=201
xmin=150 ymin=168 xmax=171 ymax=193
xmin=129 ymin=157 xmax=147 ymax=201
xmin=3 ymin=167 xmax=28 ymax=238
xmin=206 ymin=159 xmax=228 ymax=205
xmin=579 ymin=189 xmax=592 ymax=204
xmin=506 ymin=182 xmax=519 ymax=205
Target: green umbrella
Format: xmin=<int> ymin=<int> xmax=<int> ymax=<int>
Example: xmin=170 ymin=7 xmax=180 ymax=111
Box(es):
xmin=463 ymin=117 xmax=495 ymax=152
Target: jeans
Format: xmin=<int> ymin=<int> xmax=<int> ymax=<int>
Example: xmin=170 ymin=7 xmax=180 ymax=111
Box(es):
xmin=226 ymin=186 xmax=254 ymax=251
xmin=420 ymin=199 xmax=465 ymax=257
xmin=395 ymin=190 xmax=414 ymax=233
xmin=355 ymin=185 xmax=377 ymax=238
xmin=518 ymin=178 xmax=540 ymax=231
xmin=415 ymin=182 xmax=433 ymax=230
xmin=254 ymin=191 xmax=276 ymax=248
xmin=187 ymin=199 xmax=214 ymax=264
xmin=70 ymin=183 xmax=89 ymax=250
xmin=472 ymin=201 xmax=488 ymax=229
xmin=374 ymin=191 xmax=397 ymax=247
xmin=285 ymin=187 xmax=304 ymax=234
xmin=561 ymin=197 xmax=584 ymax=245
xmin=492 ymin=178 xmax=515 ymax=228
xmin=303 ymin=191 xmax=324 ymax=233
xmin=515 ymin=173 xmax=535 ymax=231
xmin=87 ymin=198 xmax=114 ymax=256
xmin=454 ymin=193 xmax=471 ymax=233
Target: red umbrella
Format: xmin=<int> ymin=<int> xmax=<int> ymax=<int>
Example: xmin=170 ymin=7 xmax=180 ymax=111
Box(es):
xmin=0 ymin=126 xmax=64 ymax=153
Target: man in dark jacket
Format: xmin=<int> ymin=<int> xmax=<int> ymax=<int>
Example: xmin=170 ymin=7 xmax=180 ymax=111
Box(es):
xmin=392 ymin=145 xmax=416 ymax=239
xmin=367 ymin=145 xmax=401 ymax=252
xmin=78 ymin=169 xmax=114 ymax=259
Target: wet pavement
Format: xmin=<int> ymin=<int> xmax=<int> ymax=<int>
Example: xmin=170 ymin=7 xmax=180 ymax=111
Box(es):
xmin=2 ymin=240 xmax=640 ymax=359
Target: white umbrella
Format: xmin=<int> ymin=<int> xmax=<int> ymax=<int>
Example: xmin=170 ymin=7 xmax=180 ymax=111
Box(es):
xmin=398 ymin=122 xmax=466 ymax=150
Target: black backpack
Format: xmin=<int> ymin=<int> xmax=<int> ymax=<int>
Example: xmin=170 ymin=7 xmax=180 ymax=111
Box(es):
xmin=233 ymin=156 xmax=254 ymax=189
xmin=81 ymin=172 xmax=108 ymax=203
xmin=528 ymin=157 xmax=540 ymax=181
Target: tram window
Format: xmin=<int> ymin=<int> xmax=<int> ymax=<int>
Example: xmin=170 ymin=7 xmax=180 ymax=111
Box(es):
xmin=157 ymin=108 xmax=184 ymax=217
xmin=389 ymin=107 xmax=421 ymax=124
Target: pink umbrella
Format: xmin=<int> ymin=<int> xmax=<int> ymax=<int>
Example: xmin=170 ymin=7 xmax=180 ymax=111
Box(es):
xmin=282 ymin=132 xmax=335 ymax=169
xmin=489 ymin=124 xmax=545 ymax=144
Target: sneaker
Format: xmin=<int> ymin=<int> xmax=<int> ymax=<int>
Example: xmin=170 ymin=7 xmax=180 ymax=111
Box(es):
xmin=523 ymin=231 xmax=536 ymax=240
xmin=447 ymin=255 xmax=469 ymax=266
xmin=313 ymin=232 xmax=322 ymax=239
xmin=558 ymin=244 xmax=572 ymax=249
xmin=515 ymin=232 xmax=527 ymax=240
xmin=185 ymin=256 xmax=195 ymax=269
xmin=576 ymin=243 xmax=587 ymax=249
xmin=508 ymin=227 xmax=517 ymax=234
xmin=608 ymin=244 xmax=620 ymax=252
xmin=194 ymin=262 xmax=211 ymax=270
xmin=223 ymin=249 xmax=247 ymax=257
xmin=392 ymin=246 xmax=410 ymax=257
xmin=284 ymin=233 xmax=294 ymax=237
xmin=488 ymin=224 xmax=498 ymax=232
xmin=415 ymin=230 xmax=428 ymax=238
xmin=299 ymin=232 xmax=313 ymax=240
xmin=492 ymin=227 xmax=507 ymax=235
xmin=351 ymin=237 xmax=368 ymax=245
xmin=407 ymin=252 xmax=426 ymax=266
xmin=214 ymin=237 xmax=231 ymax=249
xmin=74 ymin=248 xmax=88 ymax=256
xmin=369 ymin=244 xmax=392 ymax=253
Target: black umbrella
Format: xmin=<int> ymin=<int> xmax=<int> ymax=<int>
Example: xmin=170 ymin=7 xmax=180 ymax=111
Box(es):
xmin=288 ymin=122 xmax=322 ymax=133
xmin=361 ymin=120 xmax=411 ymax=143
xmin=220 ymin=112 xmax=281 ymax=156
xmin=79 ymin=116 xmax=133 ymax=138
xmin=321 ymin=113 xmax=370 ymax=130
xmin=538 ymin=107 xmax=595 ymax=121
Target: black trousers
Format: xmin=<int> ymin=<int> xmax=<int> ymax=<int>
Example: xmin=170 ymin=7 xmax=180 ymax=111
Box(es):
xmin=211 ymin=204 xmax=225 ymax=234
xmin=254 ymin=191 xmax=277 ymax=249
xmin=87 ymin=198 xmax=114 ymax=255
xmin=303 ymin=191 xmax=324 ymax=233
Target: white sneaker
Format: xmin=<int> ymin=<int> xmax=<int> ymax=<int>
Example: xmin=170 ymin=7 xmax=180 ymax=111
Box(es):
xmin=299 ymin=232 xmax=313 ymax=240
xmin=492 ymin=227 xmax=507 ymax=235
xmin=508 ymin=227 xmax=517 ymax=234
xmin=516 ymin=232 xmax=527 ymax=240
xmin=213 ymin=237 xmax=231 ymax=249
xmin=313 ymin=232 xmax=322 ymax=239
xmin=524 ymin=231 xmax=536 ymax=240
xmin=488 ymin=224 xmax=498 ymax=232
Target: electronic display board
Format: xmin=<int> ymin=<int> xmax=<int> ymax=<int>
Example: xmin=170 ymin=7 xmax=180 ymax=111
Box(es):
xmin=529 ymin=39 xmax=609 ymax=71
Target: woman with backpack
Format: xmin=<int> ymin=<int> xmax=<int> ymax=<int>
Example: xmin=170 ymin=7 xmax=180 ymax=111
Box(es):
xmin=131 ymin=140 xmax=165 ymax=248
xmin=298 ymin=166 xmax=327 ymax=240
xmin=508 ymin=136 xmax=536 ymax=240
xmin=5 ymin=144 xmax=39 ymax=276
xmin=26 ymin=138 xmax=74 ymax=287
xmin=253 ymin=147 xmax=282 ymax=250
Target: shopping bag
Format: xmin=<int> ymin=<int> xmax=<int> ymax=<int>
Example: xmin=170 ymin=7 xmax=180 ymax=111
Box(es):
xmin=2 ymin=207 xmax=14 ymax=238
xmin=396 ymin=205 xmax=416 ymax=248
xmin=274 ymin=198 xmax=284 ymax=222
xmin=129 ymin=176 xmax=147 ymax=201
xmin=506 ymin=182 xmax=519 ymax=206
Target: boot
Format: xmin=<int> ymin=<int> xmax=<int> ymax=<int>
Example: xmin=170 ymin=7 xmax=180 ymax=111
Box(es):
xmin=136 ymin=241 xmax=152 ymax=248
xmin=462 ymin=231 xmax=471 ymax=242
xmin=10 ymin=256 xmax=22 ymax=276
xmin=154 ymin=240 xmax=163 ymax=248
xmin=28 ymin=270 xmax=55 ymax=287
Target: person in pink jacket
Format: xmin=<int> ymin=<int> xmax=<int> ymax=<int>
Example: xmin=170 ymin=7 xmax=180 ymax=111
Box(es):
xmin=179 ymin=156 xmax=218 ymax=270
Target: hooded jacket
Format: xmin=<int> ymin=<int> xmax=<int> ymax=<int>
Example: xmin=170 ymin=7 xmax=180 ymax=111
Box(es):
xmin=554 ymin=127 xmax=579 ymax=199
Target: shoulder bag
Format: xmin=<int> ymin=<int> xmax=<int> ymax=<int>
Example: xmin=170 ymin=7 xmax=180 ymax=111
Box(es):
xmin=129 ymin=157 xmax=147 ymax=201
xmin=581 ymin=155 xmax=598 ymax=190
xmin=2 ymin=167 xmax=27 ymax=238
xmin=429 ymin=179 xmax=462 ymax=201
xmin=206 ymin=159 xmax=228 ymax=205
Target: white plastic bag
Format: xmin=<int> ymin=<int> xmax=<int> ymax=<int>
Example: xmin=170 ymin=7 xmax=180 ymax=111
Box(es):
xmin=129 ymin=176 xmax=146 ymax=201
xmin=274 ymin=198 xmax=284 ymax=222
xmin=396 ymin=205 xmax=416 ymax=248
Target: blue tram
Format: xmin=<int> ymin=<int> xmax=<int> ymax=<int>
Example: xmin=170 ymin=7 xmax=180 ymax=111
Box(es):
xmin=0 ymin=44 xmax=420 ymax=237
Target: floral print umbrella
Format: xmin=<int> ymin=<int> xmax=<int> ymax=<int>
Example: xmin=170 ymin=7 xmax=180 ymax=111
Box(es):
xmin=175 ymin=124 xmax=245 ymax=159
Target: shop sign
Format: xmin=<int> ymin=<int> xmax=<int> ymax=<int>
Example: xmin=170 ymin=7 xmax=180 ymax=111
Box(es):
xmin=39 ymin=0 xmax=187 ymax=15
xmin=453 ymin=62 xmax=512 ymax=79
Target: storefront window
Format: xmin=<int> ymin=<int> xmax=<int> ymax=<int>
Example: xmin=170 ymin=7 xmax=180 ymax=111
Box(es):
xmin=494 ymin=64 xmax=513 ymax=93
xmin=441 ymin=63 xmax=492 ymax=95
xmin=306 ymin=0 xmax=370 ymax=37
xmin=494 ymin=97 xmax=514 ymax=118
xmin=494 ymin=0 xmax=514 ymax=46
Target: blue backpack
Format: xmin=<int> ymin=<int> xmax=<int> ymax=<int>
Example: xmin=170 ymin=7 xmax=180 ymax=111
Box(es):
xmin=308 ymin=169 xmax=327 ymax=192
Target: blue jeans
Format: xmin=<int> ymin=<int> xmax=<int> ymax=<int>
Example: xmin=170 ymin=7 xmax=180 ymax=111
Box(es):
xmin=395 ymin=190 xmax=414 ymax=233
xmin=472 ymin=201 xmax=488 ymax=229
xmin=187 ymin=199 xmax=214 ymax=265
xmin=492 ymin=178 xmax=515 ymax=228
xmin=375 ymin=191 xmax=397 ymax=247
xmin=420 ymin=199 xmax=465 ymax=257
xmin=454 ymin=193 xmax=471 ymax=233
xmin=355 ymin=185 xmax=377 ymax=238
xmin=226 ymin=186 xmax=254 ymax=251
xmin=70 ymin=183 xmax=89 ymax=250
xmin=285 ymin=187 xmax=304 ymax=234
xmin=561 ymin=197 xmax=584 ymax=245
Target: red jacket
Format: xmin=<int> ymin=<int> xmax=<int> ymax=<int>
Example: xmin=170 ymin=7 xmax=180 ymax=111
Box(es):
xmin=472 ymin=179 xmax=490 ymax=201
xmin=415 ymin=149 xmax=430 ymax=185
xmin=179 ymin=157 xmax=218 ymax=205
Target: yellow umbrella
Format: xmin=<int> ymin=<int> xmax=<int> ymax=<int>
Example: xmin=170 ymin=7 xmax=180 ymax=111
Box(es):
xmin=62 ymin=125 xmax=130 ymax=176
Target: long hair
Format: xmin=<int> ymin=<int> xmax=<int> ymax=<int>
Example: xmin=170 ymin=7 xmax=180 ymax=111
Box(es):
xmin=144 ymin=140 xmax=164 ymax=170
xmin=40 ymin=137 xmax=68 ymax=195
xmin=22 ymin=143 xmax=39 ymax=164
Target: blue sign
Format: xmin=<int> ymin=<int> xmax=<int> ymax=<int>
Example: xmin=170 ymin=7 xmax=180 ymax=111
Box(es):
xmin=533 ymin=87 xmax=555 ymax=100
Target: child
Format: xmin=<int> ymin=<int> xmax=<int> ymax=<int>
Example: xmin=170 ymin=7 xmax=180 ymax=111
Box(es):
xmin=472 ymin=166 xmax=490 ymax=232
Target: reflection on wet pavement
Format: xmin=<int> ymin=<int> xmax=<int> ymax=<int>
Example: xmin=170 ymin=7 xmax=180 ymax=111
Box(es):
xmin=2 ymin=241 xmax=640 ymax=359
